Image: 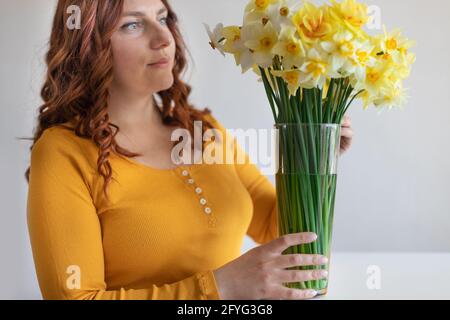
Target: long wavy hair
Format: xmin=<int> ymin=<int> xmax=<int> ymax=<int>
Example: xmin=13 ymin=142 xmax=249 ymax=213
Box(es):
xmin=24 ymin=0 xmax=215 ymax=200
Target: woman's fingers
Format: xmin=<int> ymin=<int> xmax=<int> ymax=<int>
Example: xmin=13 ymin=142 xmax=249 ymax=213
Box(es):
xmin=341 ymin=115 xmax=352 ymax=127
xmin=339 ymin=116 xmax=353 ymax=156
xmin=269 ymin=254 xmax=328 ymax=269
xmin=276 ymin=269 xmax=329 ymax=283
xmin=266 ymin=287 xmax=318 ymax=300
xmin=264 ymin=232 xmax=317 ymax=256
xmin=340 ymin=127 xmax=354 ymax=139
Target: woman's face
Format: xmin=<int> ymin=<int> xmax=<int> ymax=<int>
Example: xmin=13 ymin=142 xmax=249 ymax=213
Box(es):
xmin=110 ymin=0 xmax=176 ymax=95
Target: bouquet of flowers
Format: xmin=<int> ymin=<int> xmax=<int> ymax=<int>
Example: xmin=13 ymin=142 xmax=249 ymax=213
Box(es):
xmin=205 ymin=0 xmax=415 ymax=295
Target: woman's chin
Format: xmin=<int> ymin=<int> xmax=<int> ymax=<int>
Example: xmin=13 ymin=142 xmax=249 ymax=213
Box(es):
xmin=153 ymin=78 xmax=174 ymax=93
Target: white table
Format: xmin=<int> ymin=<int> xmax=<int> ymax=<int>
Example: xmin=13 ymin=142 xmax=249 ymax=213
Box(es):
xmin=315 ymin=252 xmax=450 ymax=300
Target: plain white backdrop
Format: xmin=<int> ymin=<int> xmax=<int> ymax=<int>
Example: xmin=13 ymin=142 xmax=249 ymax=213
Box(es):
xmin=0 ymin=0 xmax=449 ymax=299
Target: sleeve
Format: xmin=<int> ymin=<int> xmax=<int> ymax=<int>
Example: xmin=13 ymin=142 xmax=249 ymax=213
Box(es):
xmin=206 ymin=115 xmax=279 ymax=246
xmin=26 ymin=129 xmax=222 ymax=300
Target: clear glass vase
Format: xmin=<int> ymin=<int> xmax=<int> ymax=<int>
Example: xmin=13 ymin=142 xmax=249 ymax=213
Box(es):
xmin=274 ymin=123 xmax=341 ymax=296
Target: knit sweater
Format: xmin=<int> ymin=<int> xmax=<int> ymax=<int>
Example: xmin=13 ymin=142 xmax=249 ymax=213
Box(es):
xmin=26 ymin=113 xmax=278 ymax=299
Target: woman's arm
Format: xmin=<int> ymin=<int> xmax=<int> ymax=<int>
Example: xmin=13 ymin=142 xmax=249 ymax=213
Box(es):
xmin=232 ymin=142 xmax=279 ymax=246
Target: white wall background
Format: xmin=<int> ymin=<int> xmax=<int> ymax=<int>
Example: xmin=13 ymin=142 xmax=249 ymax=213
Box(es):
xmin=1 ymin=0 xmax=449 ymax=299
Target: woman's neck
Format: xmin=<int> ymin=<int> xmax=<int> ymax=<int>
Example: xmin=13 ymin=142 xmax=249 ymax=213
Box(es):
xmin=107 ymin=87 xmax=162 ymax=133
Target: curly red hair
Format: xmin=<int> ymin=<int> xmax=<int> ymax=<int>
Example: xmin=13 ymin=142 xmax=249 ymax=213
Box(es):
xmin=25 ymin=0 xmax=215 ymax=200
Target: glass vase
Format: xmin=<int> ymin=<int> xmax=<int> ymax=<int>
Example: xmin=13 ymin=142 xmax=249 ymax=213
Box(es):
xmin=274 ymin=123 xmax=341 ymax=296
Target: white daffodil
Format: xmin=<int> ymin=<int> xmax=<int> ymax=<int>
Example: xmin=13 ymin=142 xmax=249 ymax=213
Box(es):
xmin=245 ymin=0 xmax=278 ymax=13
xmin=266 ymin=0 xmax=299 ymax=31
xmin=203 ymin=22 xmax=225 ymax=56
xmin=352 ymin=40 xmax=377 ymax=80
xmin=244 ymin=8 xmax=270 ymax=27
xmin=239 ymin=51 xmax=257 ymax=73
xmin=298 ymin=45 xmax=336 ymax=89
xmin=241 ymin=20 xmax=279 ymax=68
xmin=221 ymin=26 xmax=255 ymax=73
xmin=321 ymin=30 xmax=376 ymax=81
xmin=321 ymin=30 xmax=357 ymax=76
xmin=244 ymin=0 xmax=298 ymax=32
xmin=272 ymin=25 xmax=306 ymax=69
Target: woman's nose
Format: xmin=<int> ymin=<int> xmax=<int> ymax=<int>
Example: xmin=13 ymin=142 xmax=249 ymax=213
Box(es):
xmin=149 ymin=25 xmax=171 ymax=49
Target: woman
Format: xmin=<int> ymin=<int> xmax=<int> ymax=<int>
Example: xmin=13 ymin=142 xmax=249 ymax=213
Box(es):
xmin=26 ymin=0 xmax=354 ymax=300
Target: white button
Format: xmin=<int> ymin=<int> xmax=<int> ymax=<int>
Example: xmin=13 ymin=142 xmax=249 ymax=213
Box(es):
xmin=200 ymin=198 xmax=207 ymax=205
xmin=204 ymin=207 xmax=212 ymax=214
xmin=188 ymin=178 xmax=195 ymax=184
xmin=182 ymin=170 xmax=189 ymax=176
xmin=195 ymin=187 xmax=202 ymax=194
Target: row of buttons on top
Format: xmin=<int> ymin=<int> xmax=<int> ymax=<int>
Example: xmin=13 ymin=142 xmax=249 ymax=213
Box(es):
xmin=181 ymin=169 xmax=212 ymax=215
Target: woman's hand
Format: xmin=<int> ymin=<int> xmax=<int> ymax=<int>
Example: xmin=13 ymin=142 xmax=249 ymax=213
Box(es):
xmin=340 ymin=115 xmax=354 ymax=156
xmin=213 ymin=232 xmax=328 ymax=300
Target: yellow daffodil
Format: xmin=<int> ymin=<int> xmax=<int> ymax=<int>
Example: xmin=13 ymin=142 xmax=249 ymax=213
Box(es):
xmin=396 ymin=51 xmax=416 ymax=78
xmin=253 ymin=65 xmax=277 ymax=90
xmin=373 ymin=27 xmax=416 ymax=76
xmin=291 ymin=2 xmax=334 ymax=43
xmin=358 ymin=57 xmax=394 ymax=108
xmin=242 ymin=20 xmax=279 ymax=67
xmin=330 ymin=0 xmax=369 ymax=28
xmin=365 ymin=64 xmax=389 ymax=93
xmin=222 ymin=26 xmax=242 ymax=54
xmin=272 ymin=25 xmax=306 ymax=69
xmin=370 ymin=27 xmax=416 ymax=85
xmin=271 ymin=69 xmax=302 ymax=96
xmin=222 ymin=26 xmax=244 ymax=63
xmin=205 ymin=0 xmax=415 ymax=111
xmin=375 ymin=27 xmax=416 ymax=55
xmin=373 ymin=82 xmax=408 ymax=110
xmin=388 ymin=52 xmax=415 ymax=80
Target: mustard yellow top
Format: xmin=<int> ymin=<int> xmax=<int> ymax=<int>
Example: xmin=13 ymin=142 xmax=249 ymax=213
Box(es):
xmin=26 ymin=113 xmax=278 ymax=300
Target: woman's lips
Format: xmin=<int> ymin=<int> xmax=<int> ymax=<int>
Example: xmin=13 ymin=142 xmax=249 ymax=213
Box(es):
xmin=148 ymin=59 xmax=170 ymax=68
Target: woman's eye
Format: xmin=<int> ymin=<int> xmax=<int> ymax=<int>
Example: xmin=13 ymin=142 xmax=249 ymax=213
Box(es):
xmin=122 ymin=22 xmax=142 ymax=31
xmin=159 ymin=17 xmax=168 ymax=26
xmin=121 ymin=17 xmax=167 ymax=32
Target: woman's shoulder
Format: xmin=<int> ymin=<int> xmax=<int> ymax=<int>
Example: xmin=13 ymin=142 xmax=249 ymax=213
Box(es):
xmin=202 ymin=112 xmax=228 ymax=134
xmin=31 ymin=121 xmax=98 ymax=171
xmin=35 ymin=121 xmax=90 ymax=150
